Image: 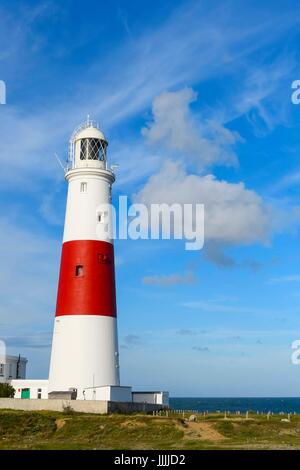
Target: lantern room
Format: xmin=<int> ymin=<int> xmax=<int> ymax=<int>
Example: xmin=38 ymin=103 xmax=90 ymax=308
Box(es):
xmin=69 ymin=118 xmax=108 ymax=170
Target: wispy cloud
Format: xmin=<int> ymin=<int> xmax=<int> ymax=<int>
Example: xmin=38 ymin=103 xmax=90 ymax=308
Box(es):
xmin=177 ymin=329 xmax=199 ymax=336
xmin=267 ymin=170 xmax=300 ymax=195
xmin=0 ymin=0 xmax=298 ymax=191
xmin=192 ymin=346 xmax=210 ymax=352
xmin=181 ymin=300 xmax=284 ymax=316
xmin=225 ymin=54 xmax=296 ymax=129
xmin=3 ymin=332 xmax=52 ymax=350
xmin=121 ymin=334 xmax=143 ymax=349
xmin=142 ymin=270 xmax=196 ymax=287
xmin=0 ymin=217 xmax=59 ymax=330
xmin=268 ymin=275 xmax=300 ymax=285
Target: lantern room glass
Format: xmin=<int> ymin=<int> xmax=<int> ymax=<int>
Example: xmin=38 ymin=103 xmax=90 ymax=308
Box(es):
xmin=80 ymin=138 xmax=106 ymax=161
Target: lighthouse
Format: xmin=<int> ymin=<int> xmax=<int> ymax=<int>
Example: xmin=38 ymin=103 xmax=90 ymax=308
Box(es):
xmin=10 ymin=119 xmax=169 ymax=407
xmin=48 ymin=119 xmax=120 ymax=400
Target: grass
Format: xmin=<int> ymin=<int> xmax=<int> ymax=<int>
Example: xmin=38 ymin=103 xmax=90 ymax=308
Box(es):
xmin=0 ymin=410 xmax=300 ymax=449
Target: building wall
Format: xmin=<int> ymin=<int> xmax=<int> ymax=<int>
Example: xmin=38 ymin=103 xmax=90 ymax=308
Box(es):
xmin=110 ymin=386 xmax=132 ymax=402
xmin=0 ymin=398 xmax=108 ymax=413
xmin=108 ymin=401 xmax=167 ymax=414
xmin=132 ymin=392 xmax=169 ymax=406
xmin=11 ymin=381 xmax=132 ymax=403
xmin=0 ymin=398 xmax=167 ymax=414
xmin=83 ymin=385 xmax=132 ymax=402
xmin=0 ymin=355 xmax=27 ymax=383
xmin=12 ymin=380 xmax=48 ymax=399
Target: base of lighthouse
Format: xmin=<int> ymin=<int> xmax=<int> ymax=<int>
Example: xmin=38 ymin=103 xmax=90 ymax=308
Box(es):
xmin=48 ymin=315 xmax=120 ymax=400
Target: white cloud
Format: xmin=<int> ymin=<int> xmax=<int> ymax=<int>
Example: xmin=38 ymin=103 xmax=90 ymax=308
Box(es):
xmin=142 ymin=88 xmax=241 ymax=170
xmin=134 ymin=159 xmax=271 ymax=246
xmin=132 ymin=86 xmax=294 ymax=262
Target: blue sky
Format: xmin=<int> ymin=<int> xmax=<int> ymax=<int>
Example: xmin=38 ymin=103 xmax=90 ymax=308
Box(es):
xmin=2 ymin=0 xmax=300 ymax=396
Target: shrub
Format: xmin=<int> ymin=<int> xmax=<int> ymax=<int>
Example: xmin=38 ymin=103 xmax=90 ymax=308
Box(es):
xmin=0 ymin=383 xmax=15 ymax=398
xmin=62 ymin=404 xmax=74 ymax=415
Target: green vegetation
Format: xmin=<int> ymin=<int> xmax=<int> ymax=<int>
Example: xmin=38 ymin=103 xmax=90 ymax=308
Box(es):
xmin=0 ymin=383 xmax=15 ymax=398
xmin=0 ymin=410 xmax=300 ymax=449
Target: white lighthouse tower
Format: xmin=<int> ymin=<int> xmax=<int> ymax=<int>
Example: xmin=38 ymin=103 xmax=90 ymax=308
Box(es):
xmin=10 ymin=119 xmax=169 ymax=407
xmin=48 ymin=119 xmax=122 ymax=400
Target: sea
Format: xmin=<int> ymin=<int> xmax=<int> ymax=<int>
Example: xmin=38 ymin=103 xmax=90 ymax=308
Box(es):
xmin=169 ymin=397 xmax=300 ymax=414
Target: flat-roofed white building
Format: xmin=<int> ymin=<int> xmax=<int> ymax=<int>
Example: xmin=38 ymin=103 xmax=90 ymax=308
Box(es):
xmin=0 ymin=354 xmax=27 ymax=383
xmin=132 ymin=391 xmax=169 ymax=406
xmin=82 ymin=385 xmax=132 ymax=401
xmin=12 ymin=379 xmax=48 ymax=399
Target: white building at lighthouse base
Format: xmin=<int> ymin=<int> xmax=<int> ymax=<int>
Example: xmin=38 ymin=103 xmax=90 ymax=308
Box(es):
xmin=10 ymin=377 xmax=169 ymax=407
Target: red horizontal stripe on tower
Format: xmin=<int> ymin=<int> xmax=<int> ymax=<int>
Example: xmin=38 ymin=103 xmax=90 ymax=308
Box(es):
xmin=55 ymin=240 xmax=117 ymax=317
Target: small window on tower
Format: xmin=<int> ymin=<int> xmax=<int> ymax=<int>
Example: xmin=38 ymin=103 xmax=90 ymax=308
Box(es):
xmin=80 ymin=139 xmax=88 ymax=160
xmin=89 ymin=138 xmax=101 ymax=160
xmin=75 ymin=265 xmax=84 ymax=277
xmin=97 ymin=212 xmax=105 ymax=222
xmin=98 ymin=254 xmax=111 ymax=264
xmin=80 ymin=182 xmax=87 ymax=193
